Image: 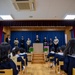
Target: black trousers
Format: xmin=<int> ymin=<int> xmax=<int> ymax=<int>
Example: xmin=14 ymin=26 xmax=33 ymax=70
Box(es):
xmin=54 ymin=44 xmax=58 ymax=52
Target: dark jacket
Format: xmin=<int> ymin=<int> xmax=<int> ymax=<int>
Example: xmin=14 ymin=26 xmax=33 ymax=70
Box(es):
xmin=0 ymin=59 xmax=18 ymax=75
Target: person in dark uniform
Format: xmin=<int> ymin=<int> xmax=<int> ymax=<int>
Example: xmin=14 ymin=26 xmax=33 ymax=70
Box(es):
xmin=49 ymin=38 xmax=53 ymax=52
xmin=20 ymin=36 xmax=25 ymax=48
xmin=0 ymin=42 xmax=18 ymax=75
xmin=47 ymin=47 xmax=55 ymax=68
xmin=43 ymin=37 xmax=47 ymax=46
xmin=19 ymin=48 xmax=28 ymax=66
xmin=35 ymin=35 xmax=40 ymax=43
xmin=5 ymin=35 xmax=11 ymax=44
xmin=13 ymin=47 xmax=25 ymax=70
xmin=64 ymin=38 xmax=75 ymax=75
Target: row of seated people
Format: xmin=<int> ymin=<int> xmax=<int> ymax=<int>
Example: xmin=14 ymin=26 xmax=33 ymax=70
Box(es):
xmin=0 ymin=42 xmax=28 ymax=75
xmin=47 ymin=46 xmax=65 ymax=68
xmin=47 ymin=38 xmax=75 ymax=75
xmin=9 ymin=46 xmax=28 ymax=67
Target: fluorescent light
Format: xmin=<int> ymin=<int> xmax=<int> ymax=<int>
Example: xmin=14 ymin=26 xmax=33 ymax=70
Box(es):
xmin=64 ymin=15 xmax=75 ymax=19
xmin=0 ymin=15 xmax=13 ymax=20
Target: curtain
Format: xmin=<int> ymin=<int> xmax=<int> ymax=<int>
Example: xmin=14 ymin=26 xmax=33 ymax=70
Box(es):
xmin=0 ymin=26 xmax=3 ymax=43
xmin=11 ymin=31 xmax=65 ymax=51
xmin=2 ymin=32 xmax=4 ymax=42
xmin=73 ymin=26 xmax=75 ymax=38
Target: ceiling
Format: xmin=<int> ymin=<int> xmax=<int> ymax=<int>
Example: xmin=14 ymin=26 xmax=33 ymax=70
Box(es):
xmin=0 ymin=0 xmax=75 ymax=20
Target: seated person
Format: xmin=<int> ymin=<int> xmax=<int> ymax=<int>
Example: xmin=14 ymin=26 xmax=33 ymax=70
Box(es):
xmin=12 ymin=47 xmax=16 ymax=56
xmin=47 ymin=47 xmax=55 ymax=68
xmin=64 ymin=38 xmax=75 ymax=75
xmin=12 ymin=47 xmax=25 ymax=70
xmin=19 ymin=48 xmax=28 ymax=66
xmin=63 ymin=56 xmax=69 ymax=74
xmin=47 ymin=47 xmax=55 ymax=59
xmin=0 ymin=42 xmax=18 ymax=75
xmin=53 ymin=46 xmax=66 ymax=66
xmin=8 ymin=49 xmax=13 ymax=58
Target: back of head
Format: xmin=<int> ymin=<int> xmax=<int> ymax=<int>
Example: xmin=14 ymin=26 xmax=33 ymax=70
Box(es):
xmin=12 ymin=46 xmax=20 ymax=56
xmin=60 ymin=45 xmax=66 ymax=52
xmin=20 ymin=48 xmax=25 ymax=53
xmin=57 ymin=47 xmax=61 ymax=52
xmin=64 ymin=38 xmax=75 ymax=55
xmin=0 ymin=42 xmax=11 ymax=62
xmin=14 ymin=47 xmax=20 ymax=54
xmin=51 ymin=47 xmax=55 ymax=52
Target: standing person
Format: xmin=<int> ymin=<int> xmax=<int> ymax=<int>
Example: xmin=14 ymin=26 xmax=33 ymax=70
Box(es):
xmin=43 ymin=37 xmax=47 ymax=46
xmin=49 ymin=38 xmax=53 ymax=52
xmin=14 ymin=38 xmax=19 ymax=47
xmin=5 ymin=35 xmax=11 ymax=44
xmin=20 ymin=36 xmax=25 ymax=48
xmin=53 ymin=36 xmax=59 ymax=52
xmin=35 ymin=35 xmax=40 ymax=43
xmin=26 ymin=38 xmax=31 ymax=52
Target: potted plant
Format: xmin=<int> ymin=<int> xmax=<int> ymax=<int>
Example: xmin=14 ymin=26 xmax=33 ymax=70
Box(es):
xmin=43 ymin=46 xmax=48 ymax=53
xmin=29 ymin=47 xmax=34 ymax=53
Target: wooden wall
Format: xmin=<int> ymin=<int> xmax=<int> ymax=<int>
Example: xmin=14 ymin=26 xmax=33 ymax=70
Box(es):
xmin=3 ymin=26 xmax=11 ymax=41
xmin=3 ymin=26 xmax=73 ymax=43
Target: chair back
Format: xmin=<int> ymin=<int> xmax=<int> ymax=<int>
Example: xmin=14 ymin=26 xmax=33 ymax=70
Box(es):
xmin=73 ymin=68 xmax=75 ymax=75
xmin=49 ymin=56 xmax=54 ymax=59
xmin=0 ymin=69 xmax=13 ymax=75
xmin=59 ymin=61 xmax=64 ymax=66
xmin=16 ymin=62 xmax=22 ymax=71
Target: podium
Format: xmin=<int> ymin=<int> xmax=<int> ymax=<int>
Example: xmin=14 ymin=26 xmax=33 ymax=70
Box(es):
xmin=33 ymin=43 xmax=43 ymax=53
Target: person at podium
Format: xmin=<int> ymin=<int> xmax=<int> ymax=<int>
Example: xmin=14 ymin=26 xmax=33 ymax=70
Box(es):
xmin=35 ymin=35 xmax=40 ymax=43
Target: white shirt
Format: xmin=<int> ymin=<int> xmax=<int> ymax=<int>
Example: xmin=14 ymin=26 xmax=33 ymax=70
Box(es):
xmin=69 ymin=54 xmax=75 ymax=58
xmin=8 ymin=53 xmax=13 ymax=58
xmin=15 ymin=54 xmax=20 ymax=58
xmin=14 ymin=40 xmax=19 ymax=45
xmin=26 ymin=40 xmax=31 ymax=45
xmin=57 ymin=52 xmax=63 ymax=55
xmin=50 ymin=51 xmax=55 ymax=54
xmin=54 ymin=38 xmax=59 ymax=45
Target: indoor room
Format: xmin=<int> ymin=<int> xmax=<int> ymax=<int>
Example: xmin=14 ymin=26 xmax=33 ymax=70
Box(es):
xmin=0 ymin=0 xmax=75 ymax=75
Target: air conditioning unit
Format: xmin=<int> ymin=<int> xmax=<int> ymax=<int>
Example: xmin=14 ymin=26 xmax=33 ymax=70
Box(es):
xmin=12 ymin=0 xmax=35 ymax=10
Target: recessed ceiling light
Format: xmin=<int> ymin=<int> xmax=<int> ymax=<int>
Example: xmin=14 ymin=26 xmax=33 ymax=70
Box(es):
xmin=64 ymin=15 xmax=75 ymax=20
xmin=0 ymin=15 xmax=13 ymax=20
